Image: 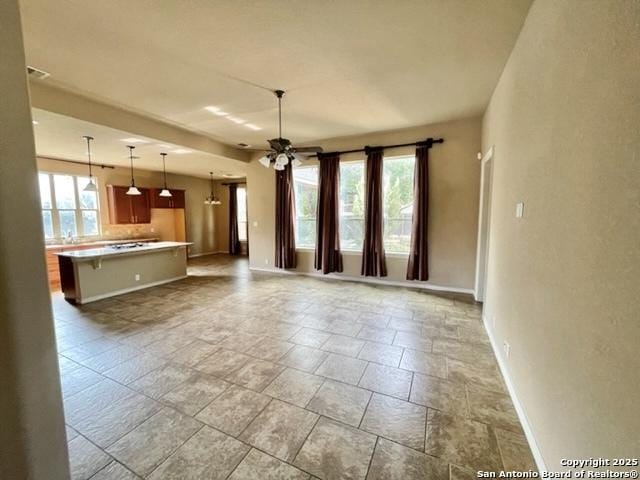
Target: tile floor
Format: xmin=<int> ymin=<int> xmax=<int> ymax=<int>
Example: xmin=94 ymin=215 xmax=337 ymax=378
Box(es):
xmin=53 ymin=254 xmax=536 ymax=479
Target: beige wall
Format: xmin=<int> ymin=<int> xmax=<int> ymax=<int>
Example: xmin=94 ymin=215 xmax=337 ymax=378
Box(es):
xmin=0 ymin=0 xmax=70 ymax=477
xmin=37 ymin=157 xmax=221 ymax=256
xmin=482 ymin=0 xmax=640 ymax=469
xmin=247 ymin=116 xmax=481 ymax=291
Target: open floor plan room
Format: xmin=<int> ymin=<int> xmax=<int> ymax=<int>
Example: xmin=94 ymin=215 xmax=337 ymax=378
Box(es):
xmin=2 ymin=0 xmax=638 ymax=479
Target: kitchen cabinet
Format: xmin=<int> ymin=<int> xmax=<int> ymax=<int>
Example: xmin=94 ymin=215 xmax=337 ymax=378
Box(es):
xmin=106 ymin=185 xmax=151 ymax=224
xmin=150 ymin=188 xmax=185 ymax=209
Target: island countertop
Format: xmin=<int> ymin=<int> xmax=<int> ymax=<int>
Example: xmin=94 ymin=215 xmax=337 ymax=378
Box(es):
xmin=54 ymin=241 xmax=192 ymax=261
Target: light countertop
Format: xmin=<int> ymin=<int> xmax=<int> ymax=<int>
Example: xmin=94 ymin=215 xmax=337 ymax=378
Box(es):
xmin=54 ymin=241 xmax=192 ymax=261
xmin=46 ymin=237 xmax=160 ymax=250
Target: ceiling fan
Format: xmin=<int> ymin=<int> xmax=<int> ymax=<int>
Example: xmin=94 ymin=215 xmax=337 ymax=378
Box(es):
xmin=258 ymin=90 xmax=323 ymax=170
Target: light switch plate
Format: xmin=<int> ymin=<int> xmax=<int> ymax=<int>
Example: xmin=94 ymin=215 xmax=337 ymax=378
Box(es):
xmin=515 ymin=202 xmax=524 ymax=218
xmin=253 ymin=221 xmax=258 ymax=227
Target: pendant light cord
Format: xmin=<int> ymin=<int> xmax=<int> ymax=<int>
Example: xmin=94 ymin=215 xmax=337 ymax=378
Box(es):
xmin=209 ymin=172 xmax=215 ymax=196
xmin=161 ymin=153 xmax=168 ymax=188
xmin=278 ymin=95 xmax=282 ymax=139
xmin=83 ymin=135 xmax=94 ymax=178
xmin=128 ymin=146 xmax=136 ymax=186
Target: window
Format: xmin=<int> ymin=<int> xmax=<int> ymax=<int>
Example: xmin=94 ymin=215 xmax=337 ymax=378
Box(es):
xmin=339 ymin=161 xmax=365 ymax=251
xmin=293 ymin=166 xmax=318 ymax=248
xmin=38 ymin=173 xmax=100 ymax=239
xmin=236 ymin=186 xmax=248 ymax=241
xmin=383 ymin=155 xmax=415 ymax=254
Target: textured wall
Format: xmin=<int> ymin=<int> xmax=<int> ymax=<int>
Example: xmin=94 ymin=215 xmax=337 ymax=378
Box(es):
xmin=482 ymin=0 xmax=640 ymax=468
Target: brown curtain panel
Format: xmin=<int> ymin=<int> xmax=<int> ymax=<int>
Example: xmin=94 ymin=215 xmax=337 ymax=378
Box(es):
xmin=361 ymin=147 xmax=387 ymax=277
xmin=314 ymin=153 xmax=343 ymax=274
xmin=275 ymin=162 xmax=297 ymax=268
xmin=406 ymin=143 xmax=430 ymax=280
xmin=228 ymin=184 xmax=241 ymax=255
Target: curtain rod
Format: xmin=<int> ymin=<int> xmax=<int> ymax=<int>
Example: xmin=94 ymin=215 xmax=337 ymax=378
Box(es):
xmin=312 ymin=137 xmax=444 ymax=157
xmin=222 ymin=182 xmax=246 ymax=186
xmin=39 ymin=155 xmax=116 ymax=169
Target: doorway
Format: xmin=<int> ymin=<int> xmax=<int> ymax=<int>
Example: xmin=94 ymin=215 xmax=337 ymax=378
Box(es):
xmin=474 ymin=146 xmax=494 ymax=302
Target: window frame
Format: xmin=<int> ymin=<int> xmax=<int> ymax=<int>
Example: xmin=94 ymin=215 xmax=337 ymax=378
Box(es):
xmin=39 ymin=172 xmax=101 ymax=240
xmin=338 ymin=159 xmax=366 ymax=252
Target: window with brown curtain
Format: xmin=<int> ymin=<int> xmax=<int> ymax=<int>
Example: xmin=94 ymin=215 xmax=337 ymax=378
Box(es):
xmin=406 ymin=143 xmax=430 ymax=280
xmin=361 ymin=147 xmax=387 ymax=277
xmin=228 ymin=184 xmax=241 ymax=255
xmin=314 ymin=153 xmax=343 ymax=274
xmin=275 ymin=163 xmax=297 ymax=268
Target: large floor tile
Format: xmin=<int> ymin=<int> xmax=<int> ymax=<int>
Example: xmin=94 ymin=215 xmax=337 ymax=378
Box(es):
xmin=306 ymin=380 xmax=371 ymax=427
xmin=367 ymin=438 xmax=448 ymax=480
xmin=91 ymin=461 xmax=140 ymax=480
xmin=67 ymin=435 xmax=111 ymax=480
xmin=409 ymin=373 xmax=468 ymax=416
xmin=495 ymin=428 xmax=537 ymax=471
xmin=358 ymin=363 xmax=413 ymax=400
xmin=293 ymin=417 xmax=376 ymax=480
xmin=251 ymin=337 xmax=296 ymax=361
xmin=360 ymin=393 xmax=426 ymax=450
xmin=315 ymin=353 xmax=367 ymax=385
xmin=226 ymin=358 xmax=285 ymax=391
xmin=240 ymin=399 xmax=318 ymax=462
xmin=161 ymin=372 xmax=230 ymax=416
xmin=321 ymin=334 xmax=366 ymax=357
xmin=129 ymin=364 xmax=195 ymax=399
xmin=446 ymin=358 xmax=506 ymax=393
xmin=425 ymin=410 xmax=502 ymax=472
xmin=278 ymin=344 xmax=329 ymax=373
xmin=194 ymin=348 xmax=251 ymax=377
xmin=196 ymin=384 xmax=271 ymax=436
xmin=263 ymin=368 xmax=325 ymax=407
xmin=290 ymin=328 xmax=333 ymax=348
xmin=357 ymin=341 xmax=403 ymax=367
xmin=106 ymin=407 xmax=202 ymax=476
xmin=399 ymin=349 xmax=447 ymax=378
xmin=229 ymin=449 xmax=310 ymax=480
xmin=466 ymin=384 xmax=521 ymax=432
xmin=148 ymin=426 xmax=249 ymax=479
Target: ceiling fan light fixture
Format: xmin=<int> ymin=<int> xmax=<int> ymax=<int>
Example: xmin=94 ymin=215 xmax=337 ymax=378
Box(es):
xmin=275 ymin=153 xmax=289 ymax=166
xmin=258 ymin=155 xmax=271 ymax=168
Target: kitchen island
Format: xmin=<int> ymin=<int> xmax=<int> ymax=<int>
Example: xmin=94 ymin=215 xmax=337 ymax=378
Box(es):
xmin=56 ymin=241 xmax=192 ymax=304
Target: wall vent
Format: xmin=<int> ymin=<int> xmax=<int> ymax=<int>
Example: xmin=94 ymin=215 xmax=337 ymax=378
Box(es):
xmin=27 ymin=66 xmax=50 ymax=79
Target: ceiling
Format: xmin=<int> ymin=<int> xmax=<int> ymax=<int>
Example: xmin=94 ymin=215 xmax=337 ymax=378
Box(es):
xmin=20 ymin=0 xmax=532 ymax=152
xmin=32 ymin=109 xmax=247 ymax=179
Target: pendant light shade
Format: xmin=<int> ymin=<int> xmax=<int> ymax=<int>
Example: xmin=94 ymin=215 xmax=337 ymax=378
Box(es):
xmin=82 ymin=135 xmax=97 ymax=192
xmin=126 ymin=145 xmax=142 ymax=195
xmin=159 ymin=152 xmax=172 ymax=197
xmin=204 ymin=172 xmax=221 ymax=205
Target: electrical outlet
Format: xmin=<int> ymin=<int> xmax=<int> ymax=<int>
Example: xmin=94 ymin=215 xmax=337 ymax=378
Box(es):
xmin=253 ymin=221 xmax=258 ymax=227
xmin=503 ymin=341 xmax=511 ymax=358
xmin=265 ymin=258 xmax=269 ymax=265
xmin=515 ymin=202 xmax=524 ymax=218
xmin=135 ymin=274 xmax=141 ymax=281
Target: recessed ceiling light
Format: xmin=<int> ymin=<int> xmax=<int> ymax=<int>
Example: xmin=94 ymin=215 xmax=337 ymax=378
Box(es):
xmin=32 ymin=120 xmax=39 ymax=125
xmin=204 ymin=106 xmax=221 ymax=113
xmin=121 ymin=137 xmax=149 ymax=144
xmin=223 ymin=173 xmax=243 ymax=178
xmin=245 ymin=123 xmax=262 ymax=131
xmin=237 ymin=143 xmax=250 ymax=148
xmin=172 ymin=148 xmax=192 ymax=154
xmin=227 ymin=116 xmax=245 ymax=124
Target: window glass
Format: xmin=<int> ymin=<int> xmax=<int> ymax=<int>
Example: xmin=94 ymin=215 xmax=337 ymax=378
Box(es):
xmin=339 ymin=162 xmax=365 ymax=251
xmin=383 ymin=156 xmax=415 ymax=254
xmin=42 ymin=211 xmax=54 ymax=238
xmin=38 ymin=173 xmax=100 ymax=239
xmin=81 ymin=211 xmax=99 ymax=236
xmin=293 ymin=166 xmax=318 ymax=248
xmin=59 ymin=210 xmax=78 ymax=237
xmin=237 ymin=186 xmax=248 ymax=242
xmin=39 ymin=173 xmax=52 ymax=209
xmin=54 ymin=175 xmax=76 ymax=209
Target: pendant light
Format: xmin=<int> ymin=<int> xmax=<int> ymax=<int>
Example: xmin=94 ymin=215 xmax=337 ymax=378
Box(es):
xmin=158 ymin=152 xmax=172 ymax=197
xmin=126 ymin=145 xmax=141 ymax=195
xmin=204 ymin=172 xmax=221 ymax=205
xmin=82 ymin=135 xmax=97 ymax=192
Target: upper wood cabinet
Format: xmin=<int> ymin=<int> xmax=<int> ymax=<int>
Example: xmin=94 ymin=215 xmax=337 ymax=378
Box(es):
xmin=149 ymin=189 xmax=185 ymax=209
xmin=106 ymin=185 xmax=151 ymax=224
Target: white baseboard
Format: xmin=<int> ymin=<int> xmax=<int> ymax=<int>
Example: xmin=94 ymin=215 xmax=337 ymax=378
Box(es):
xmin=482 ymin=315 xmax=547 ymax=472
xmin=248 ymin=266 xmax=474 ymax=296
xmin=78 ymin=275 xmax=188 ymax=304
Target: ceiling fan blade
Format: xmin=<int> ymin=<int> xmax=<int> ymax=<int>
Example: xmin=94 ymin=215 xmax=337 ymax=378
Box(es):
xmin=292 ymin=146 xmax=323 ymax=155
